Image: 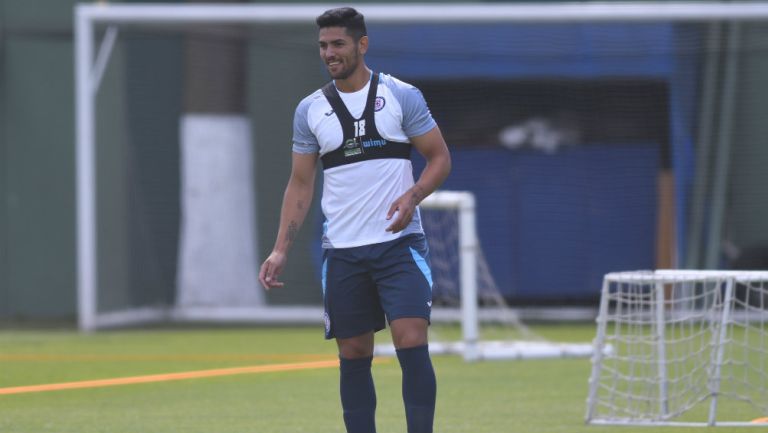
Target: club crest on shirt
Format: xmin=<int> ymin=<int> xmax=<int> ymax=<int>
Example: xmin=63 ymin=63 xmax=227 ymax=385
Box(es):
xmin=374 ymin=96 xmax=386 ymax=112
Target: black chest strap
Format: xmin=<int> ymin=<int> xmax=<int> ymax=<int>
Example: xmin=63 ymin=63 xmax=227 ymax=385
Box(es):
xmin=320 ymin=72 xmax=411 ymax=170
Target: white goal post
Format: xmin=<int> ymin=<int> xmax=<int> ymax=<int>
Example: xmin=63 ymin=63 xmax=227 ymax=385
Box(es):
xmin=418 ymin=191 xmax=479 ymax=360
xmin=586 ymin=270 xmax=768 ymax=427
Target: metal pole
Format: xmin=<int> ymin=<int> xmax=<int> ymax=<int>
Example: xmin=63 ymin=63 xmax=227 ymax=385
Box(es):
xmin=655 ymin=281 xmax=669 ymax=418
xmin=585 ymin=276 xmax=612 ymax=423
xmin=708 ymin=277 xmax=735 ymax=426
xmin=78 ymin=3 xmax=768 ymax=25
xmin=91 ymin=25 xmax=119 ymax=93
xmin=459 ymin=193 xmax=479 ymax=361
xmin=75 ymin=7 xmax=97 ymax=331
xmin=685 ymin=23 xmax=721 ymax=269
xmin=705 ymin=23 xmax=741 ymax=269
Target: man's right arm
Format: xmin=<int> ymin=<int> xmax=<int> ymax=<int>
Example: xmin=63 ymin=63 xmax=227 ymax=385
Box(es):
xmin=258 ymin=151 xmax=318 ymax=290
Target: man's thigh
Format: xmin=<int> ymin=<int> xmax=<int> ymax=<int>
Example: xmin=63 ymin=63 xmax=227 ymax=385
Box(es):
xmin=323 ymin=248 xmax=386 ymax=340
xmin=370 ymin=234 xmax=433 ymax=324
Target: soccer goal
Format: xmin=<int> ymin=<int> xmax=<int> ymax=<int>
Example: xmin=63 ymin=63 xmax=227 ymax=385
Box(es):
xmin=375 ymin=190 xmax=593 ymax=361
xmin=74 ymin=3 xmax=768 ymax=358
xmin=586 ymin=270 xmax=768 ymax=427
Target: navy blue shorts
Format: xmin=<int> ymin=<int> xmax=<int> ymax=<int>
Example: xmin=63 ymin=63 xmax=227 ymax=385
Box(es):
xmin=321 ymin=233 xmax=433 ymax=340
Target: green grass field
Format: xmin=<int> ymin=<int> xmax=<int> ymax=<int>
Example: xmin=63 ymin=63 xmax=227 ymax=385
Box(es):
xmin=0 ymin=324 xmax=758 ymax=432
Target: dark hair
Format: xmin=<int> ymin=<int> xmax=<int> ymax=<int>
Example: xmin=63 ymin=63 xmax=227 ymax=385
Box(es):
xmin=316 ymin=7 xmax=367 ymax=41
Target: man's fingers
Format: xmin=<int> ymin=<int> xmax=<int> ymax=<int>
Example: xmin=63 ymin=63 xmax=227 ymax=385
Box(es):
xmin=386 ymin=202 xmax=399 ymax=220
xmin=258 ymin=262 xmax=271 ymax=289
xmin=386 ymin=209 xmax=412 ymax=233
xmin=268 ymin=266 xmax=283 ymax=287
xmin=386 ymin=214 xmax=401 ymax=232
xmin=259 ymin=261 xmax=283 ymax=290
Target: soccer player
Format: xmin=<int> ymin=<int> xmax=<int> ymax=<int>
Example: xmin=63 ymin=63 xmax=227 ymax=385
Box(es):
xmin=258 ymin=7 xmax=451 ymax=433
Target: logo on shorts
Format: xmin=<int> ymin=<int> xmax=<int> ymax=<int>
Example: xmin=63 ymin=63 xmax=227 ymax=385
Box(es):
xmin=426 ymin=301 xmax=432 ymax=308
xmin=324 ymin=312 xmax=331 ymax=334
xmin=374 ymin=96 xmax=386 ymax=112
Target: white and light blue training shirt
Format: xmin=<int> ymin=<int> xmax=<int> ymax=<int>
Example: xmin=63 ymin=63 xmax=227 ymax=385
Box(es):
xmin=292 ymin=72 xmax=437 ymax=248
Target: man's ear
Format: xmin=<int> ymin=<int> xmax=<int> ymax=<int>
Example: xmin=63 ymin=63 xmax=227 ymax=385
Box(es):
xmin=358 ymin=35 xmax=369 ymax=55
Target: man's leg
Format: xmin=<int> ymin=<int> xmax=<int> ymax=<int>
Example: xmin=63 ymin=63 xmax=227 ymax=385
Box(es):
xmin=337 ymin=331 xmax=377 ymax=433
xmin=390 ymin=318 xmax=436 ymax=433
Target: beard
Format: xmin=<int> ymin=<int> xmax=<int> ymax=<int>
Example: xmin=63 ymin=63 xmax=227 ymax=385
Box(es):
xmin=329 ymin=51 xmax=360 ymax=80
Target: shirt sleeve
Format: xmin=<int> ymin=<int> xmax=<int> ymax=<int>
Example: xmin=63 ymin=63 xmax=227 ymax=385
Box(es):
xmin=394 ymin=82 xmax=437 ymax=138
xmin=292 ymin=96 xmax=320 ymax=154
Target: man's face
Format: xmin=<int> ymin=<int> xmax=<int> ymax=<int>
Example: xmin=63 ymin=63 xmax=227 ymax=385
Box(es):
xmin=318 ymin=27 xmax=366 ymax=80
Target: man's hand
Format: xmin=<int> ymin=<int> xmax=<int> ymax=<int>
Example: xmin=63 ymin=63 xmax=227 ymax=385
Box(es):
xmin=259 ymin=251 xmax=287 ymax=290
xmin=388 ymin=126 xmax=450 ymax=233
xmin=386 ymin=186 xmax=423 ymax=233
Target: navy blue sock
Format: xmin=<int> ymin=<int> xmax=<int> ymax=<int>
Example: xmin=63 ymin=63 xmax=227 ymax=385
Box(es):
xmin=396 ymin=345 xmax=436 ymax=433
xmin=339 ymin=355 xmax=377 ymax=433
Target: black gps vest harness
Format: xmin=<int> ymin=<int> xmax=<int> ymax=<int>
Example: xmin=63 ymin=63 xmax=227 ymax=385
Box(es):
xmin=320 ymin=72 xmax=411 ymax=170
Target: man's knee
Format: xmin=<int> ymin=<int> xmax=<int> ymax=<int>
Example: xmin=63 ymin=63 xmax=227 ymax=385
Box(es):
xmin=337 ymin=332 xmax=374 ymax=359
xmin=390 ymin=318 xmax=428 ymax=349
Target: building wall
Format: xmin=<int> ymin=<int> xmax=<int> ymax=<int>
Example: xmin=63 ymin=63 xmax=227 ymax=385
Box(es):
xmin=1 ymin=0 xmax=80 ymax=318
xmin=0 ymin=0 xmax=6 ymax=317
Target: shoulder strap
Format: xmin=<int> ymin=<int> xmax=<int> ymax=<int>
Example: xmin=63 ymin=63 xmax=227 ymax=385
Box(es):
xmin=321 ymin=81 xmax=355 ymax=126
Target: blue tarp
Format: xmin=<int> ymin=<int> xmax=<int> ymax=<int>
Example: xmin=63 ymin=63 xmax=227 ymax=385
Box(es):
xmin=368 ymin=23 xmax=676 ymax=79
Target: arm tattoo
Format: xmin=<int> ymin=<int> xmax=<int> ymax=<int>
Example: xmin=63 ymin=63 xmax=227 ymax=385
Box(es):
xmin=286 ymin=221 xmax=298 ymax=243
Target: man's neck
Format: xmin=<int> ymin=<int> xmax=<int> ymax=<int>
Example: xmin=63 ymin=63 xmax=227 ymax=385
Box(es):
xmin=335 ymin=66 xmax=372 ymax=93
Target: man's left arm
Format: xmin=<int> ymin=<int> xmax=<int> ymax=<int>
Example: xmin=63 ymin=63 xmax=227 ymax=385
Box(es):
xmin=386 ymin=126 xmax=451 ymax=233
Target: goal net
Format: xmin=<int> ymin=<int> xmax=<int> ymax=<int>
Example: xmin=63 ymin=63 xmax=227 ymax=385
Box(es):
xmin=586 ymin=270 xmax=768 ymax=426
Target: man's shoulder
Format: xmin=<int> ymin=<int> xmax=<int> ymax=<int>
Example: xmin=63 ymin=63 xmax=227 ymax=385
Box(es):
xmin=377 ymin=72 xmax=436 ymax=135
xmin=378 ymin=73 xmax=427 ymax=107
xmin=295 ymin=87 xmax=332 ymax=121
xmin=378 ymin=73 xmax=420 ymax=93
xmin=296 ymin=88 xmax=326 ymax=109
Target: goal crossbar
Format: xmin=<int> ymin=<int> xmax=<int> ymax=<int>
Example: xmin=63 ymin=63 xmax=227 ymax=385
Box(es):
xmin=77 ymin=3 xmax=768 ymax=24
xmin=606 ymin=270 xmax=768 ymax=282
